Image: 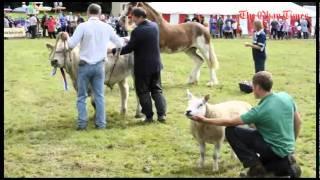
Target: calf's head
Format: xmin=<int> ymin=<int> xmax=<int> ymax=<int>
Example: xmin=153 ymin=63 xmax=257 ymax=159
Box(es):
xmin=185 ymin=89 xmax=210 ymax=118
xmin=45 ymin=33 xmax=70 ymax=68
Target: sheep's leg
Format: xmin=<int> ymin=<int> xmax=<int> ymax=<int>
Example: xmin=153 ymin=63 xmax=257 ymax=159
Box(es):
xmin=198 ymin=142 xmax=205 ymax=168
xmin=213 ymin=142 xmax=221 ymax=172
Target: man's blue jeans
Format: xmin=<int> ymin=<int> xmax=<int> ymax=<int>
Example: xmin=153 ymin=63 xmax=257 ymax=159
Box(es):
xmin=77 ymin=60 xmax=105 ymax=129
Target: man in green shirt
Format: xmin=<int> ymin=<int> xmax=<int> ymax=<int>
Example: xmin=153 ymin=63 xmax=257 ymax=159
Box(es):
xmin=191 ymin=71 xmax=302 ymax=178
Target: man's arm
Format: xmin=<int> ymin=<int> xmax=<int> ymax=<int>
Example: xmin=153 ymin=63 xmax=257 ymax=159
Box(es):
xmin=191 ymin=115 xmax=245 ymax=127
xmin=109 ymin=25 xmax=123 ymax=48
xmin=112 ymin=29 xmax=138 ymax=55
xmin=62 ymin=24 xmax=83 ymax=49
xmin=293 ymin=111 xmax=302 ymax=140
xmin=245 ymin=42 xmax=263 ymax=50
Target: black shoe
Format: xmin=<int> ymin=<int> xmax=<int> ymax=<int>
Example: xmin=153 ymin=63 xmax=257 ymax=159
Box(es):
xmin=76 ymin=127 xmax=87 ymax=131
xmin=158 ymin=115 xmax=166 ymax=123
xmin=143 ymin=117 xmax=153 ymax=123
xmin=288 ymin=155 xmax=301 ymax=178
xmin=240 ymin=162 xmax=267 ymax=178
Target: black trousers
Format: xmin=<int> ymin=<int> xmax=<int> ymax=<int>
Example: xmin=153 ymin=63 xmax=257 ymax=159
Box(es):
xmin=253 ymin=54 xmax=266 ymax=73
xmin=277 ymin=31 xmax=283 ymax=39
xmin=303 ymin=32 xmax=309 ymax=39
xmin=30 ymin=25 xmax=37 ymax=39
xmin=225 ymin=126 xmax=296 ymax=177
xmin=48 ymin=32 xmax=56 ymax=39
xmin=271 ymin=28 xmax=277 ymax=39
xmin=42 ymin=25 xmax=47 ymax=37
xmin=134 ymin=71 xmax=167 ymax=119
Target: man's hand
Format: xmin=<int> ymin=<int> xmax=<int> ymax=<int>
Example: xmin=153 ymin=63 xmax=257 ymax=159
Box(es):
xmin=244 ymin=42 xmax=251 ymax=47
xmin=61 ymin=32 xmax=69 ymax=41
xmin=190 ymin=115 xmax=207 ymax=122
xmin=112 ymin=48 xmax=117 ymax=56
xmin=123 ymin=37 xmax=129 ymax=43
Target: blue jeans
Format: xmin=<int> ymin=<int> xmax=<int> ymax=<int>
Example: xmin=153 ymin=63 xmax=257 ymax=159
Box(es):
xmin=77 ymin=60 xmax=105 ymax=128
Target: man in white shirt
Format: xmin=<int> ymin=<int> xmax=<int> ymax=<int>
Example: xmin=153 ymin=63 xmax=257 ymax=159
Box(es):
xmin=29 ymin=14 xmax=38 ymax=39
xmin=61 ymin=3 xmax=123 ymax=130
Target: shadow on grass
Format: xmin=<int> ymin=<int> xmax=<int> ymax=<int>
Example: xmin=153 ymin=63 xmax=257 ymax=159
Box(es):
xmin=161 ymin=162 xmax=231 ymax=177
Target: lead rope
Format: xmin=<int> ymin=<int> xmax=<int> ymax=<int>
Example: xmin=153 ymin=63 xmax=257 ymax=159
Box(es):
xmin=107 ymin=48 xmax=122 ymax=90
xmin=61 ymin=41 xmax=68 ymax=91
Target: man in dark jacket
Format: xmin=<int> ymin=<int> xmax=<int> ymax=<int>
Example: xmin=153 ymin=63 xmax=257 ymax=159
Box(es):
xmin=111 ymin=7 xmax=167 ymax=123
xmin=41 ymin=13 xmax=48 ymax=37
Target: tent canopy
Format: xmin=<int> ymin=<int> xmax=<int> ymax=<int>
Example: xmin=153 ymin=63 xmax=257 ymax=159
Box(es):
xmin=149 ymin=2 xmax=316 ymax=17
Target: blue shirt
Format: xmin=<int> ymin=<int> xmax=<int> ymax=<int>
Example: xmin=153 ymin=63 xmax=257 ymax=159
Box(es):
xmin=60 ymin=16 xmax=67 ymax=27
xmin=252 ymin=29 xmax=266 ymax=59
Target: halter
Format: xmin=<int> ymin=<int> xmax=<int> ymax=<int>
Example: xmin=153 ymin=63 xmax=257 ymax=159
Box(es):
xmin=52 ymin=40 xmax=72 ymax=90
xmin=52 ymin=41 xmax=72 ymax=71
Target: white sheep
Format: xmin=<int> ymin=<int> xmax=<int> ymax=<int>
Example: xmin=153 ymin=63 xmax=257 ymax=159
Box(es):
xmin=185 ymin=89 xmax=252 ymax=172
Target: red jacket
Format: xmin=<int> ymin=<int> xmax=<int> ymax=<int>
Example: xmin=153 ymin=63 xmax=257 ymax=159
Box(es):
xmin=46 ymin=18 xmax=56 ymax=32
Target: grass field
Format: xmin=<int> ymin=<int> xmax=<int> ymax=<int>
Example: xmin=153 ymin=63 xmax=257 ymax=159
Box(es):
xmin=4 ymin=38 xmax=316 ymax=177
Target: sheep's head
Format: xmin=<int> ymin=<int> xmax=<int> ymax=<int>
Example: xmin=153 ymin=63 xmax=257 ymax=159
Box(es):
xmin=185 ymin=89 xmax=210 ymax=118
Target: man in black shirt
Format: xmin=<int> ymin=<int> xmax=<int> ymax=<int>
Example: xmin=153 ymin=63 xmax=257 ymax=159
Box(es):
xmin=192 ymin=14 xmax=200 ymax=23
xmin=111 ymin=7 xmax=167 ymax=123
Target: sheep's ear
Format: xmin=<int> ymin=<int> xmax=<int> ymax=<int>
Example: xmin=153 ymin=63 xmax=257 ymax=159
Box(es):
xmin=187 ymin=89 xmax=193 ymax=100
xmin=46 ymin=43 xmax=54 ymax=50
xmin=204 ymin=94 xmax=210 ymax=103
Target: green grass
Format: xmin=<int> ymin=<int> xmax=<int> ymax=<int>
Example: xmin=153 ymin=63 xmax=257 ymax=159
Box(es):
xmin=4 ymin=38 xmax=316 ymax=177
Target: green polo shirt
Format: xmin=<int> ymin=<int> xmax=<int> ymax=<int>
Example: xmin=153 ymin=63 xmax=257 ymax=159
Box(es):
xmin=240 ymin=92 xmax=296 ymax=158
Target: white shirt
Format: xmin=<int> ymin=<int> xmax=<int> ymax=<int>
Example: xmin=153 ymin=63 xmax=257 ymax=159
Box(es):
xmin=29 ymin=16 xmax=38 ymax=26
xmin=67 ymin=16 xmax=123 ymax=64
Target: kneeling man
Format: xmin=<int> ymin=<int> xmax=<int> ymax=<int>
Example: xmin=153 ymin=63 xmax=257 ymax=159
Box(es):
xmin=191 ymin=71 xmax=302 ymax=178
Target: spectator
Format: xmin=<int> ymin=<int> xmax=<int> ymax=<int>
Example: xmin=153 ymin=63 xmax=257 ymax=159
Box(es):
xmin=282 ymin=20 xmax=290 ymax=39
xmin=56 ymin=18 xmax=61 ymax=33
xmin=237 ymin=23 xmax=242 ymax=38
xmin=77 ymin=13 xmax=85 ymax=24
xmin=270 ymin=19 xmax=278 ymax=40
xmin=46 ymin=16 xmax=56 ymax=39
xmin=245 ymin=20 xmax=267 ymax=73
xmin=41 ymin=13 xmax=48 ymax=37
xmin=29 ymin=14 xmax=38 ymax=39
xmin=25 ymin=15 xmax=31 ymax=37
xmin=300 ymin=16 xmax=308 ymax=39
xmin=263 ymin=19 xmax=268 ymax=35
xmin=115 ymin=20 xmax=127 ymax=37
xmin=209 ymin=15 xmax=217 ymax=38
xmin=4 ymin=16 xmax=10 ymax=28
xmin=217 ymin=16 xmax=224 ymax=38
xmin=277 ymin=19 xmax=283 ymax=40
xmin=67 ymin=12 xmax=77 ymax=36
xmin=192 ymin=14 xmax=200 ymax=23
xmin=59 ymin=13 xmax=68 ymax=32
xmin=232 ymin=20 xmax=238 ymax=38
xmin=199 ymin=15 xmax=204 ymax=25
xmin=184 ymin=17 xmax=191 ymax=23
xmin=224 ymin=15 xmax=234 ymax=39
xmin=295 ymin=20 xmax=302 ymax=39
xmin=100 ymin=14 xmax=107 ymax=23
